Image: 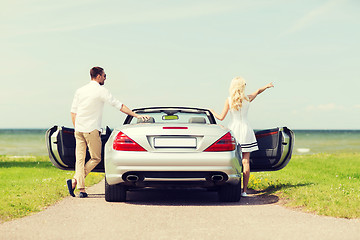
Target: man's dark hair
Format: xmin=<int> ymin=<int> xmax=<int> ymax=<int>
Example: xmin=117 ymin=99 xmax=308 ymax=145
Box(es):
xmin=90 ymin=67 xmax=104 ymax=79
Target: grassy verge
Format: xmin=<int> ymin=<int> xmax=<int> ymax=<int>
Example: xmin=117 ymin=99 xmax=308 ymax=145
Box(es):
xmin=248 ymin=153 xmax=360 ymax=219
xmin=0 ymin=155 xmax=104 ymax=222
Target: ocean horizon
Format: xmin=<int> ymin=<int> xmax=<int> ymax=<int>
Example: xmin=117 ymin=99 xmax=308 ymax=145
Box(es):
xmin=1 ymin=128 xmax=360 ymax=156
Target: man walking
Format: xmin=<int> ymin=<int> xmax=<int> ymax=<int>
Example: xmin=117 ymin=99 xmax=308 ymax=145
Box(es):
xmin=67 ymin=66 xmax=148 ymax=198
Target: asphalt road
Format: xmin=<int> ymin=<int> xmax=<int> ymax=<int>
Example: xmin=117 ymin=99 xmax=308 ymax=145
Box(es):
xmin=1 ymin=180 xmax=359 ymax=240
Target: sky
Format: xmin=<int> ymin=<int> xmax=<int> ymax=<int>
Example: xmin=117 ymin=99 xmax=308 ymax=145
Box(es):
xmin=1 ymin=0 xmax=359 ymax=129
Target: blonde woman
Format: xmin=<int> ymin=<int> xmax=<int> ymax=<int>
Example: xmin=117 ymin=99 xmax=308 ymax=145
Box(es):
xmin=210 ymin=77 xmax=274 ymax=197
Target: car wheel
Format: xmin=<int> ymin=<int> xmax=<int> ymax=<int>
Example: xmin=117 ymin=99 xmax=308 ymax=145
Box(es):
xmin=105 ymin=177 xmax=127 ymax=202
xmin=218 ymin=180 xmax=241 ymax=202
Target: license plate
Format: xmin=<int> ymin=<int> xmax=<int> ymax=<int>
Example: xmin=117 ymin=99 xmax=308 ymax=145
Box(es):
xmin=154 ymin=137 xmax=197 ymax=148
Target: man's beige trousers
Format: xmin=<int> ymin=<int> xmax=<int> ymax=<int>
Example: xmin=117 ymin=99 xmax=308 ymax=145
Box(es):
xmin=74 ymin=130 xmax=102 ymax=189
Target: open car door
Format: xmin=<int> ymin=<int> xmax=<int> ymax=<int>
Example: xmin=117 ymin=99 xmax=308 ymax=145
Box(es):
xmin=250 ymin=127 xmax=294 ymax=172
xmin=46 ymin=126 xmax=111 ymax=172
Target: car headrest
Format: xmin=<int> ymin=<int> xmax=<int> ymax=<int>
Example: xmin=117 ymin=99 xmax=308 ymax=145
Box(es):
xmin=188 ymin=117 xmax=206 ymax=124
xmin=137 ymin=117 xmax=155 ymax=124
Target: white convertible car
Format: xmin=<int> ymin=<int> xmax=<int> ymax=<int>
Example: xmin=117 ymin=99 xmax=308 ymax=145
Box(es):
xmin=46 ymin=107 xmax=294 ymax=202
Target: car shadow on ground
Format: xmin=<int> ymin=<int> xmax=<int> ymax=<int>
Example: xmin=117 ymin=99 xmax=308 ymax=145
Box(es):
xmin=115 ymin=188 xmax=281 ymax=206
xmin=86 ymin=193 xmax=106 ymax=199
xmin=87 ymin=182 xmax=313 ymax=206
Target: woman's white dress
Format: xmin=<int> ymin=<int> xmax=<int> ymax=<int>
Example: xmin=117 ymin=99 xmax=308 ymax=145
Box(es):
xmin=228 ymin=97 xmax=259 ymax=152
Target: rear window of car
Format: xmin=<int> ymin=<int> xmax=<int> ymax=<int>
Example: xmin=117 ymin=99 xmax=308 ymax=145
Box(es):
xmin=129 ymin=112 xmax=210 ymax=124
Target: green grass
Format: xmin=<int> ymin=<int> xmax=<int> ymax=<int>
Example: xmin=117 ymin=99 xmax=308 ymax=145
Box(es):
xmin=248 ymin=153 xmax=360 ymax=219
xmin=0 ymin=155 xmax=104 ymax=222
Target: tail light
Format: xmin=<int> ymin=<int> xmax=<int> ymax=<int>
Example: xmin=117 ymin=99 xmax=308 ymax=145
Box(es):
xmin=204 ymin=132 xmax=236 ymax=152
xmin=113 ymin=132 xmax=146 ymax=151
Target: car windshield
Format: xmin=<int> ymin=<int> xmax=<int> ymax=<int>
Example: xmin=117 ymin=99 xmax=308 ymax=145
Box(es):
xmin=128 ymin=111 xmax=211 ymax=124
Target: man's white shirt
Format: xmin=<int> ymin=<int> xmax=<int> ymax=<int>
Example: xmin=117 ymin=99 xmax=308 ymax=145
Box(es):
xmin=71 ymin=81 xmax=123 ymax=132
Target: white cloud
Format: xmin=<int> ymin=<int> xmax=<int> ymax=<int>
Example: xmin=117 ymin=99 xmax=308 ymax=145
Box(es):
xmin=282 ymin=0 xmax=347 ymax=35
xmin=306 ymin=103 xmax=345 ymax=111
xmin=1 ymin=1 xmax=239 ymax=37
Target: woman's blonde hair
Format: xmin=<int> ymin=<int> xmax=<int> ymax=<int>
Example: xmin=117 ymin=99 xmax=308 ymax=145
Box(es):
xmin=229 ymin=76 xmax=248 ymax=111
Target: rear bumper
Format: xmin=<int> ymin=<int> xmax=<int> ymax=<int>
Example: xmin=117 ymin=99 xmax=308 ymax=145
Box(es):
xmin=105 ymin=150 xmax=242 ymax=187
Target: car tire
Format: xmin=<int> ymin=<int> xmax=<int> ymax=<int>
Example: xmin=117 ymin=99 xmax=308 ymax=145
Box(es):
xmin=218 ymin=180 xmax=241 ymax=202
xmin=105 ymin=177 xmax=127 ymax=202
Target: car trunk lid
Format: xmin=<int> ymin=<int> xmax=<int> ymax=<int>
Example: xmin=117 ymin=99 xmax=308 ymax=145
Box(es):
xmin=118 ymin=124 xmax=229 ymax=152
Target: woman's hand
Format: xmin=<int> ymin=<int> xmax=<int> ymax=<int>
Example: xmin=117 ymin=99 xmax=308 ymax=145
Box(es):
xmin=266 ymin=82 xmax=274 ymax=89
xmin=136 ymin=114 xmax=150 ymax=121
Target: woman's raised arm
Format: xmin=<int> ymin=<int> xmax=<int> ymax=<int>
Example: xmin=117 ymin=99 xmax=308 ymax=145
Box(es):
xmin=248 ymin=82 xmax=274 ymax=102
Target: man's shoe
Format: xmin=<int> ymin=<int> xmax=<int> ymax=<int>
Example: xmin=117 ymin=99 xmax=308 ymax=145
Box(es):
xmin=241 ymin=192 xmax=248 ymax=197
xmin=79 ymin=192 xmax=88 ymax=198
xmin=66 ymin=179 xmax=75 ymax=197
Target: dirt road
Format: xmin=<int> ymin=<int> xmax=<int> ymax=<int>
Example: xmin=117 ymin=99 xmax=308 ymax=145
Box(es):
xmin=1 ymin=180 xmax=359 ymax=240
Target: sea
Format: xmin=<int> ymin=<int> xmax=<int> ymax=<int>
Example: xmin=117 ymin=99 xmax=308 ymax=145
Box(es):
xmin=0 ymin=128 xmax=360 ymax=156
